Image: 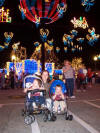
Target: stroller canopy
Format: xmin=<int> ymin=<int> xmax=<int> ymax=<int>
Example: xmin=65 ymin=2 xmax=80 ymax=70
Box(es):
xmin=23 ymin=74 xmax=43 ymax=88
xmin=50 ymin=80 xmax=67 ymax=94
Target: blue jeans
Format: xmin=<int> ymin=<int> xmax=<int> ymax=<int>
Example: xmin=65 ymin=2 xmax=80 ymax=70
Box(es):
xmin=65 ymin=78 xmax=74 ymax=97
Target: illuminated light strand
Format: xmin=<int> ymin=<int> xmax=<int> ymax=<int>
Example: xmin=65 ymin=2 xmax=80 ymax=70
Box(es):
xmin=81 ymin=0 xmax=95 ymax=12
xmin=0 ymin=7 xmax=12 ymax=23
xmin=71 ymin=16 xmax=88 ymax=29
xmin=76 ymin=38 xmax=84 ymax=43
xmin=86 ymin=27 xmax=100 ymax=46
xmin=57 ymin=3 xmax=67 ymax=17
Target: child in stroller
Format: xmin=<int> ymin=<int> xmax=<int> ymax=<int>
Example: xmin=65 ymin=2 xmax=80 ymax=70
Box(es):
xmin=50 ymin=79 xmax=73 ymax=120
xmin=24 ymin=78 xmax=46 ymax=111
xmin=22 ymin=75 xmax=56 ymax=125
xmin=52 ymin=85 xmax=66 ymax=113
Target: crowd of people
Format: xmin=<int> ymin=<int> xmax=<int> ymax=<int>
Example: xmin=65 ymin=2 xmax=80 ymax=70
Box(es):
xmin=0 ymin=60 xmax=99 ymax=100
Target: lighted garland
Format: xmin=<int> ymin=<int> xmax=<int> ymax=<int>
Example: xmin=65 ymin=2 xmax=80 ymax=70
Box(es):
xmin=71 ymin=17 xmax=88 ymax=29
xmin=0 ymin=7 xmax=12 ymax=23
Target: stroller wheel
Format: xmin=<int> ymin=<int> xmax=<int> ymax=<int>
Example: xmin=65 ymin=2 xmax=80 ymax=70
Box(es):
xmin=65 ymin=114 xmax=73 ymax=121
xmin=24 ymin=115 xmax=35 ymax=125
xmin=68 ymin=115 xmax=73 ymax=121
xmin=49 ymin=113 xmax=57 ymax=121
xmin=21 ymin=109 xmax=25 ymax=116
xmin=43 ymin=114 xmax=48 ymax=122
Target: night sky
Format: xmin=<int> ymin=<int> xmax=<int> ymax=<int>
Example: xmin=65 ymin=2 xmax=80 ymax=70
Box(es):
xmin=0 ymin=0 xmax=100 ymax=69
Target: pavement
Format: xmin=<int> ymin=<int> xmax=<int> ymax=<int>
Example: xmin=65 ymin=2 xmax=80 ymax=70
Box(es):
xmin=0 ymin=84 xmax=100 ymax=133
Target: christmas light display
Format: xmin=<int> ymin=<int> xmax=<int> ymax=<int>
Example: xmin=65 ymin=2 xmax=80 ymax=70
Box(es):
xmin=0 ymin=7 xmax=12 ymax=23
xmin=0 ymin=45 xmax=4 ymax=51
xmin=72 ymin=57 xmax=83 ymax=76
xmin=57 ymin=2 xmax=67 ymax=17
xmin=0 ymin=0 xmax=5 ymax=6
xmin=71 ymin=16 xmax=88 ymax=29
xmin=81 ymin=0 xmax=95 ymax=12
xmin=20 ymin=0 xmax=67 ymax=25
xmin=76 ymin=38 xmax=84 ymax=43
xmin=86 ymin=27 xmax=99 ymax=46
xmin=4 ymin=32 xmax=13 ymax=44
xmin=64 ymin=47 xmax=67 ymax=53
xmin=63 ymin=34 xmax=74 ymax=46
xmin=0 ymin=32 xmax=13 ymax=52
xmin=18 ymin=5 xmax=26 ymax=20
xmin=40 ymin=28 xmax=49 ymax=42
xmin=11 ymin=42 xmax=27 ymax=61
xmin=47 ymin=39 xmax=54 ymax=46
xmin=31 ymin=29 xmax=59 ymax=65
xmin=34 ymin=42 xmax=39 ymax=47
xmin=56 ymin=47 xmax=60 ymax=53
xmin=70 ymin=30 xmax=78 ymax=36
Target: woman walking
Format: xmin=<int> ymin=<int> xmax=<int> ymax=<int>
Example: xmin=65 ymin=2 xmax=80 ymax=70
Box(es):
xmin=62 ymin=60 xmax=75 ymax=98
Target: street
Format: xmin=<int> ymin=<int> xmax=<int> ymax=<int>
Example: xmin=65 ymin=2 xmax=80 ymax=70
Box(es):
xmin=0 ymin=84 xmax=100 ymax=133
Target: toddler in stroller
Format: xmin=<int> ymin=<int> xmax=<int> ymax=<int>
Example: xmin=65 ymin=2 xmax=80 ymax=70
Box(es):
xmin=50 ymin=80 xmax=73 ymax=120
xmin=22 ymin=75 xmax=56 ymax=125
xmin=24 ymin=78 xmax=45 ymax=111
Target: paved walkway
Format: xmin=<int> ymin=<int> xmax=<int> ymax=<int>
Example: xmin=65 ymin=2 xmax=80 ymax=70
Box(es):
xmin=0 ymin=84 xmax=100 ymax=133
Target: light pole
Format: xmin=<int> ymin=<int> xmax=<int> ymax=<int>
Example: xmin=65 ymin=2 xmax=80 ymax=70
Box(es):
xmin=11 ymin=55 xmax=16 ymax=89
xmin=11 ymin=55 xmax=16 ymax=72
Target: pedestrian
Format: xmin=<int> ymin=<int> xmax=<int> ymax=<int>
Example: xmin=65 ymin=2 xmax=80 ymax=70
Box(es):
xmin=62 ymin=60 xmax=75 ymax=98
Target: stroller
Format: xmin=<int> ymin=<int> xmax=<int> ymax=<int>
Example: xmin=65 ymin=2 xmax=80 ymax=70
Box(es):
xmin=50 ymin=79 xmax=73 ymax=121
xmin=22 ymin=74 xmax=56 ymax=125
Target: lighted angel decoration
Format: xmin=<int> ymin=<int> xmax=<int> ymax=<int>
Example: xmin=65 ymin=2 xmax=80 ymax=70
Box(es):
xmin=57 ymin=3 xmax=67 ymax=17
xmin=63 ymin=34 xmax=74 ymax=46
xmin=76 ymin=38 xmax=84 ymax=43
xmin=86 ymin=27 xmax=99 ymax=46
xmin=81 ymin=0 xmax=95 ymax=12
xmin=70 ymin=30 xmax=78 ymax=36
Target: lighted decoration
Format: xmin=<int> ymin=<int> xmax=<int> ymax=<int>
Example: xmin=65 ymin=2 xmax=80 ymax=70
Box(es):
xmin=4 ymin=32 xmax=13 ymax=44
xmin=63 ymin=34 xmax=74 ymax=46
xmin=18 ymin=5 xmax=26 ymax=20
xmin=20 ymin=0 xmax=67 ymax=25
xmin=70 ymin=30 xmax=78 ymax=36
xmin=0 ymin=45 xmax=4 ymax=51
xmin=35 ymin=15 xmax=40 ymax=27
xmin=56 ymin=47 xmax=60 ymax=53
xmin=40 ymin=28 xmax=49 ymax=42
xmin=86 ymin=27 xmax=99 ymax=46
xmin=47 ymin=39 xmax=54 ymax=46
xmin=81 ymin=0 xmax=95 ymax=12
xmin=34 ymin=42 xmax=39 ymax=47
xmin=71 ymin=17 xmax=88 ymax=29
xmin=64 ymin=47 xmax=67 ymax=53
xmin=11 ymin=42 xmax=27 ymax=62
xmin=72 ymin=57 xmax=83 ymax=75
xmin=71 ymin=47 xmax=76 ymax=53
xmin=0 ymin=0 xmax=5 ymax=6
xmin=12 ymin=42 xmax=20 ymax=51
xmin=76 ymin=38 xmax=84 ymax=43
xmin=0 ymin=7 xmax=12 ymax=23
xmin=57 ymin=3 xmax=67 ymax=17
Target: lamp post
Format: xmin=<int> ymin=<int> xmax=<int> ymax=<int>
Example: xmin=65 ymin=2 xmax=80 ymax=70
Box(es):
xmin=11 ymin=55 xmax=16 ymax=89
xmin=11 ymin=55 xmax=16 ymax=71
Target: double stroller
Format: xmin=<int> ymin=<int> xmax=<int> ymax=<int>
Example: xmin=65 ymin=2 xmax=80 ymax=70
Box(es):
xmin=22 ymin=75 xmax=73 ymax=125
